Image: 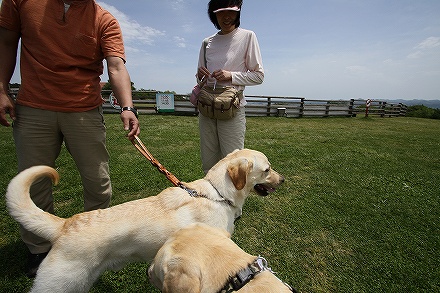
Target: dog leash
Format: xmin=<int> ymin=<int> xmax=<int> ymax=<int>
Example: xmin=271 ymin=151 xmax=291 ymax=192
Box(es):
xmin=132 ymin=135 xmax=198 ymax=196
xmin=132 ymin=135 xmax=182 ymax=187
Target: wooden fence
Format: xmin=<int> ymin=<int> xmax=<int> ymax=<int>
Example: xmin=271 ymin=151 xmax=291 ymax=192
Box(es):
xmin=243 ymin=96 xmax=407 ymax=118
xmin=9 ymin=89 xmax=407 ymax=118
xmin=102 ymin=90 xmax=407 ymax=118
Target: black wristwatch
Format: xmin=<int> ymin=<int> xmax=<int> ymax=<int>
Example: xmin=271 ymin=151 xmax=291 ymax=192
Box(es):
xmin=120 ymin=106 xmax=138 ymax=118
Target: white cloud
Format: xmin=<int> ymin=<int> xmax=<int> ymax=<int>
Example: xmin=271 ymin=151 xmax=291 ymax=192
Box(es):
xmin=170 ymin=0 xmax=185 ymax=11
xmin=407 ymin=51 xmax=423 ymax=59
xmin=173 ymin=36 xmax=186 ymax=48
xmin=98 ymin=2 xmax=165 ymax=45
xmin=407 ymin=36 xmax=440 ymax=59
xmin=415 ymin=37 xmax=440 ymax=50
xmin=345 ymin=65 xmax=369 ymax=74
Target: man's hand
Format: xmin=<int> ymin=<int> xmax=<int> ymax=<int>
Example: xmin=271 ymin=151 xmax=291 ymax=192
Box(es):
xmin=0 ymin=93 xmax=15 ymax=127
xmin=120 ymin=110 xmax=140 ymax=141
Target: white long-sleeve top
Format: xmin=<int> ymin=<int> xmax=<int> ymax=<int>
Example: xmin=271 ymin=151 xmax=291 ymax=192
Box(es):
xmin=197 ymin=28 xmax=264 ymax=97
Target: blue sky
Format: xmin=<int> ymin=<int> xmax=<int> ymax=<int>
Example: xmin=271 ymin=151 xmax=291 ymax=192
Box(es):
xmin=6 ymin=0 xmax=440 ymax=100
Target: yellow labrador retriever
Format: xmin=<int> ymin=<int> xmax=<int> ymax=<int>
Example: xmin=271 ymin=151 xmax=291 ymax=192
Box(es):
xmin=148 ymin=223 xmax=296 ymax=292
xmin=6 ymin=149 xmax=284 ymax=293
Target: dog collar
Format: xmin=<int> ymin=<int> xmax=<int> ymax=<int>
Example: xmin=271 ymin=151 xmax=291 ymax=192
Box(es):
xmin=178 ymin=183 xmax=199 ymax=197
xmin=219 ymin=257 xmax=297 ymax=293
xmin=207 ymin=180 xmax=235 ymax=207
xmin=180 ymin=181 xmax=235 ymax=208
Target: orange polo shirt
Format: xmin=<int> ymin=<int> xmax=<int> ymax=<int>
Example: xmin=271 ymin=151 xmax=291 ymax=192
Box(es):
xmin=0 ymin=0 xmax=126 ymax=112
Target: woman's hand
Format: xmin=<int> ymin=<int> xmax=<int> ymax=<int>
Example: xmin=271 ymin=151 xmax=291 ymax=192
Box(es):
xmin=197 ymin=67 xmax=211 ymax=81
xmin=212 ymin=69 xmax=232 ymax=81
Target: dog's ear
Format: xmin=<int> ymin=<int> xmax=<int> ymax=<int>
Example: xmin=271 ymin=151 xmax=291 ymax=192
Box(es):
xmin=163 ymin=273 xmax=201 ymax=293
xmin=227 ymin=158 xmax=253 ymax=190
xmin=162 ymin=264 xmax=201 ymax=293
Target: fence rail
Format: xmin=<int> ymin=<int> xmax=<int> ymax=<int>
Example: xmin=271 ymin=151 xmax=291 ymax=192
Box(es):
xmin=9 ymin=89 xmax=407 ymax=118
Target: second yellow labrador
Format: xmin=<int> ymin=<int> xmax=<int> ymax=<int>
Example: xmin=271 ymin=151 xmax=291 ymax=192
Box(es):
xmin=6 ymin=149 xmax=284 ymax=293
xmin=148 ymin=223 xmax=296 ymax=292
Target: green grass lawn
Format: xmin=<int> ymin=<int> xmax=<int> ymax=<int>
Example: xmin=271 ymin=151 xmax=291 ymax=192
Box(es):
xmin=1 ymin=114 xmax=439 ymax=292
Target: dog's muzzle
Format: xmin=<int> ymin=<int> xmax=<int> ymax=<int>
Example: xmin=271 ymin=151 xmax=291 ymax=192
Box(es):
xmin=254 ymin=173 xmax=285 ymax=196
xmin=254 ymin=183 xmax=281 ymax=196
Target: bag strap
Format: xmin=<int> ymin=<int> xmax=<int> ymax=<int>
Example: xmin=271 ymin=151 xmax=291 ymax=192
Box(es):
xmin=197 ymin=38 xmax=209 ymax=89
xmin=203 ymin=38 xmax=208 ymax=68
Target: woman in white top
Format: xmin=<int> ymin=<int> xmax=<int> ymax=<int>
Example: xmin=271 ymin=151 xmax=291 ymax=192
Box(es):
xmin=196 ymin=0 xmax=264 ymax=174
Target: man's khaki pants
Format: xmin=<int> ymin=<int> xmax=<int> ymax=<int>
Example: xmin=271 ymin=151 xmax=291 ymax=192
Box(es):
xmin=13 ymin=105 xmax=112 ymax=254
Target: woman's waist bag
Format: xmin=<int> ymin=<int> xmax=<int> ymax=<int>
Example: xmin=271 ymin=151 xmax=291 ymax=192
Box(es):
xmin=197 ymin=86 xmax=243 ymax=120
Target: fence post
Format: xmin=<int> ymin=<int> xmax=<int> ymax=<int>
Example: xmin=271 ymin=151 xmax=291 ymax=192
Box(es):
xmin=349 ymin=99 xmax=354 ymax=117
xmin=267 ymin=97 xmax=272 ymax=116
xmin=399 ymin=103 xmax=406 ymax=116
xmin=299 ymin=98 xmax=305 ymax=118
xmin=380 ymin=101 xmax=386 ymax=118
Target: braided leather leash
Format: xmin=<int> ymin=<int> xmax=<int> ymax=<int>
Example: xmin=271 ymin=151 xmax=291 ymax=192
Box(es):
xmin=132 ymin=135 xmax=182 ymax=187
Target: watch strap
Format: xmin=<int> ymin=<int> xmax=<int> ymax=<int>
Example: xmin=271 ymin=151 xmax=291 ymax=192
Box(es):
xmin=121 ymin=106 xmax=138 ymax=118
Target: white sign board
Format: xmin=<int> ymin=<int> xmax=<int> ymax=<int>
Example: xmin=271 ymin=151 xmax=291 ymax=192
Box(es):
xmin=156 ymin=93 xmax=175 ymax=113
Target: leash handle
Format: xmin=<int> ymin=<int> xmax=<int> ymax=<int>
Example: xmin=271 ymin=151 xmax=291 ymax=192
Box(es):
xmin=132 ymin=135 xmax=182 ymax=187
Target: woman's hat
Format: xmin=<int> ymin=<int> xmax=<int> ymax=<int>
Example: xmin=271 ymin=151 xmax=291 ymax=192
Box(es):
xmin=213 ymin=6 xmax=241 ymax=13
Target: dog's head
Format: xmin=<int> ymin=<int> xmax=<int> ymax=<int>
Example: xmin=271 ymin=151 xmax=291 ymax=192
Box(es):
xmin=207 ymin=149 xmax=284 ymax=197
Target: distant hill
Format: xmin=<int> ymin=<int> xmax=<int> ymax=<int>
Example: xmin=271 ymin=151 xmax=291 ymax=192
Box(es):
xmin=387 ymin=99 xmax=440 ymax=109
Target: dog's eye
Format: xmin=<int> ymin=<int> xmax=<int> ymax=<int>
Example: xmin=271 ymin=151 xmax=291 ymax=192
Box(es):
xmin=264 ymin=168 xmax=270 ymax=173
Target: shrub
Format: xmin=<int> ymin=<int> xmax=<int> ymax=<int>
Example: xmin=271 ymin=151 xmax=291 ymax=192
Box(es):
xmin=406 ymin=104 xmax=440 ymax=119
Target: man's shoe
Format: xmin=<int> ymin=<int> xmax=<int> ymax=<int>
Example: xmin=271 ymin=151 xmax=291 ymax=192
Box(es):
xmin=26 ymin=251 xmax=49 ymax=278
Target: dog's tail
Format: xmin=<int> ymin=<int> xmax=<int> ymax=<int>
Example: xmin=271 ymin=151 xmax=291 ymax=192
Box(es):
xmin=6 ymin=165 xmax=65 ymax=242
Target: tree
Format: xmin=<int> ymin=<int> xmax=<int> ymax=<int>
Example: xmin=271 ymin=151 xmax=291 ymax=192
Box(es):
xmin=101 ymin=80 xmax=136 ymax=91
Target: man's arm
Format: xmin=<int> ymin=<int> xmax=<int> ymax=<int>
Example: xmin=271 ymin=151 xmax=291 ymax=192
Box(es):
xmin=106 ymin=56 xmax=140 ymax=140
xmin=0 ymin=26 xmax=20 ymax=127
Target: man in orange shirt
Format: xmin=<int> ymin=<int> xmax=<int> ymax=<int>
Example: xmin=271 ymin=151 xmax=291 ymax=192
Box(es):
xmin=0 ymin=0 xmax=140 ymax=277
